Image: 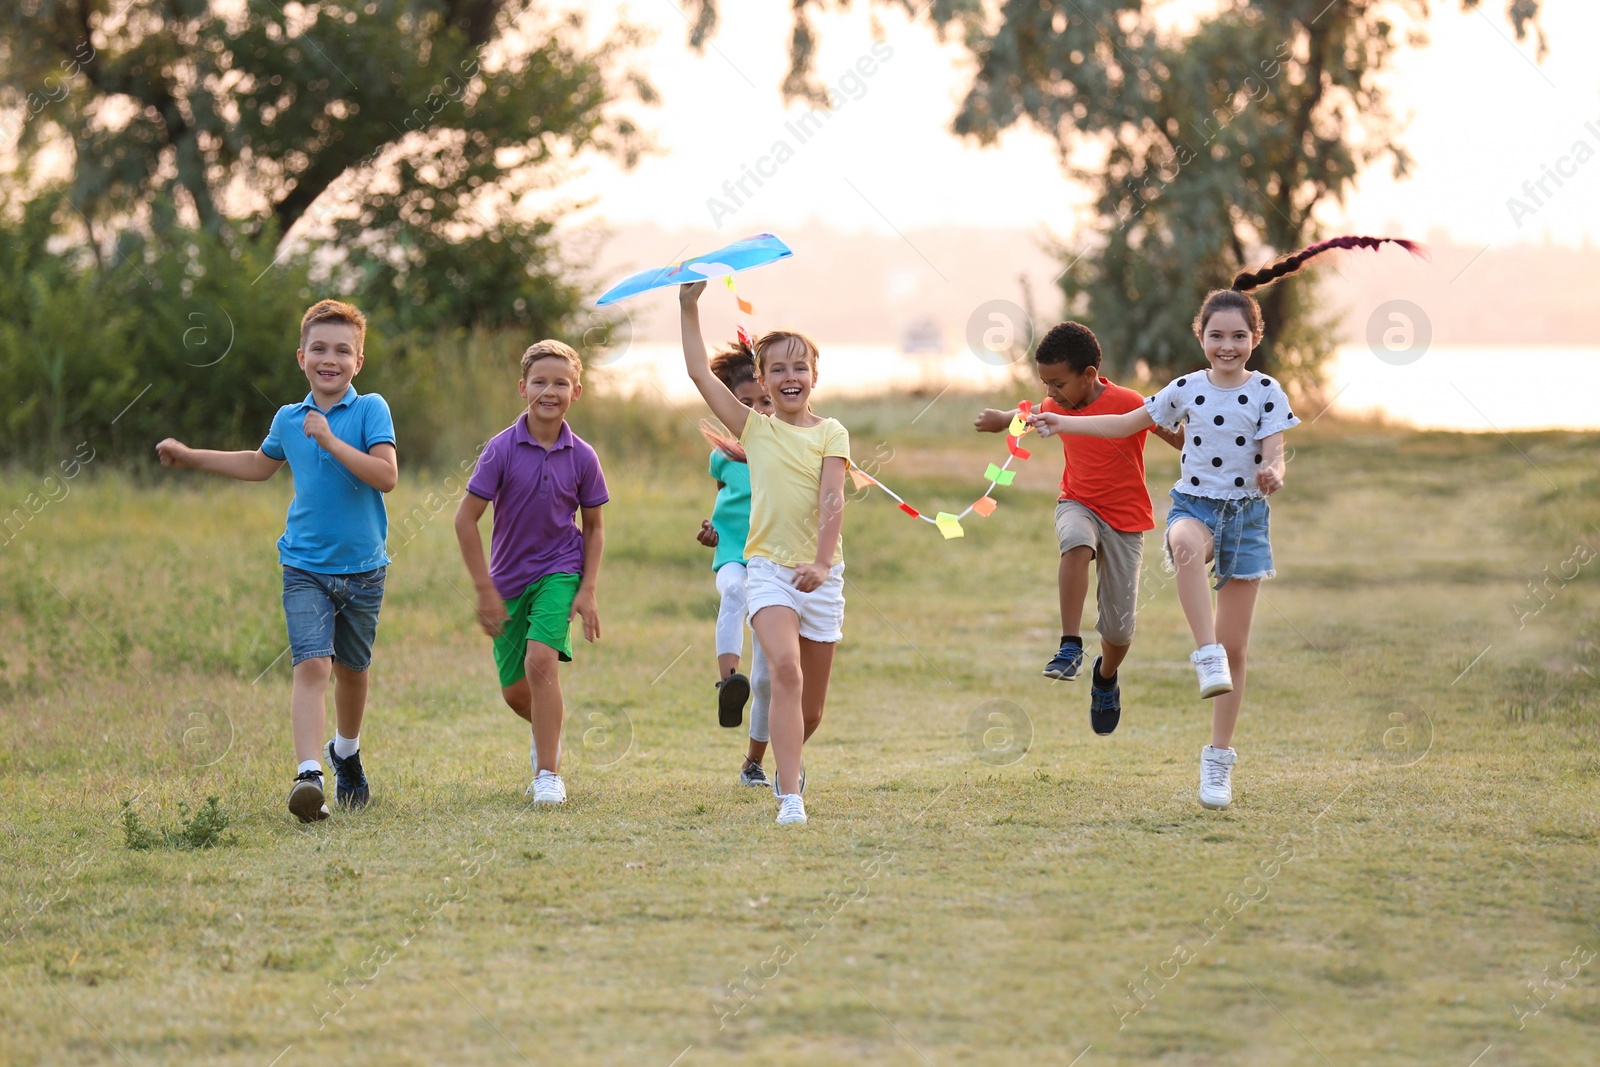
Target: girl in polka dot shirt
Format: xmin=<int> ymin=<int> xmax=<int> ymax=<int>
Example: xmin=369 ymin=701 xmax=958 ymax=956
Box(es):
xmin=1027 ymin=235 xmax=1422 ymax=810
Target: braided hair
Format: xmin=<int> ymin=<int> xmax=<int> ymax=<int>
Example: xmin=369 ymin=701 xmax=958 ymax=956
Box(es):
xmin=1194 ymin=235 xmax=1426 ymax=339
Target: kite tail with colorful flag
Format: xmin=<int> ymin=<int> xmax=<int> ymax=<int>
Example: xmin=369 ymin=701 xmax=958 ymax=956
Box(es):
xmin=850 ymin=400 xmax=1042 ymax=539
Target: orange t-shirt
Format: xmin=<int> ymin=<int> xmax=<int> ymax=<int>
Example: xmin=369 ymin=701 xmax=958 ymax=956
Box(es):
xmin=1042 ymin=379 xmax=1156 ymax=533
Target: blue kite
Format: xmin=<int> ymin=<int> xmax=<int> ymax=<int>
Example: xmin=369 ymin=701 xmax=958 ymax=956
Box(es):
xmin=595 ymin=233 xmax=793 ymax=306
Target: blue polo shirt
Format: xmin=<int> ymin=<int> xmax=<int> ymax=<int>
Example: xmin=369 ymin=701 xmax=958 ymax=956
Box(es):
xmin=260 ymin=386 xmax=395 ymax=574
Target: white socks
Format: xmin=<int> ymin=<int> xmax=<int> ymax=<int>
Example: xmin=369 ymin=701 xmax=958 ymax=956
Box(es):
xmin=333 ymin=733 xmax=359 ymax=758
xmin=297 ymin=759 xmax=322 ymax=776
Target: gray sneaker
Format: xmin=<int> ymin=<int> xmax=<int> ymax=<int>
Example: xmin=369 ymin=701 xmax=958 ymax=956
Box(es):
xmin=739 ymin=761 xmax=770 ymax=788
xmin=772 ymin=765 xmax=806 ymax=797
xmin=288 ymin=770 xmax=330 ymax=823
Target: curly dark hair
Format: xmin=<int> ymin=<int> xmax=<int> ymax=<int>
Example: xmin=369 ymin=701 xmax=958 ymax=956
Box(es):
xmin=709 ymin=339 xmax=758 ymax=391
xmin=1033 ymin=321 xmax=1103 ymax=374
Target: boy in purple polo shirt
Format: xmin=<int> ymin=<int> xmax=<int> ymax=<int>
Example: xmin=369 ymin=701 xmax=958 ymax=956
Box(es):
xmin=156 ymin=299 xmax=397 ymax=824
xmin=455 ymin=340 xmax=608 ymax=805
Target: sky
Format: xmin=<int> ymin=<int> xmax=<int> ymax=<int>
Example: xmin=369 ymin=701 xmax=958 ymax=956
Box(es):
xmin=559 ymin=0 xmax=1600 ymax=249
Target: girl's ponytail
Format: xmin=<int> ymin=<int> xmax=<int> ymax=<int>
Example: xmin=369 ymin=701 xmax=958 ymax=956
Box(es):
xmin=1231 ymin=235 xmax=1426 ymax=293
xmin=1196 ymin=235 xmax=1426 ymax=338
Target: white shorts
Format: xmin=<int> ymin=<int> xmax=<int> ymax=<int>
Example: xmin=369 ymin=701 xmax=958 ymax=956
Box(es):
xmin=745 ymin=556 xmax=846 ymax=644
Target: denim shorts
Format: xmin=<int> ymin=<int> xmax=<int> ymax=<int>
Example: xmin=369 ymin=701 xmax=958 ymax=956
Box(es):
xmin=1164 ymin=490 xmax=1274 ymax=589
xmin=282 ymin=565 xmax=386 ymax=670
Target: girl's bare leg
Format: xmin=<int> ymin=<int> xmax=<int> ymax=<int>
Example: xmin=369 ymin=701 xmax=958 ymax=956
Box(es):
xmin=751 ymin=606 xmax=805 ymax=795
xmin=1167 ymin=518 xmax=1217 ymax=648
xmin=798 ymin=638 xmax=835 ymax=742
xmin=1209 ymin=579 xmax=1260 ymax=749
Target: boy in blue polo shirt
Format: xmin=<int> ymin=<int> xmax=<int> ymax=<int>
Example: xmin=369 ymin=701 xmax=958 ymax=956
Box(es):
xmin=157 ymin=299 xmax=397 ymax=824
xmin=455 ymin=339 xmax=607 ymax=806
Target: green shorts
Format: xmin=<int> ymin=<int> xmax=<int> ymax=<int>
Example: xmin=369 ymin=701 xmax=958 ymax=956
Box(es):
xmin=493 ymin=573 xmax=581 ymax=687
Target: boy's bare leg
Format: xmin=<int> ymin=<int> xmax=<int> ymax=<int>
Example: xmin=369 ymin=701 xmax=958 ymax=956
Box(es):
xmin=751 ymin=607 xmax=804 ymax=795
xmin=744 ymin=739 xmax=769 ymax=765
xmin=501 ymin=679 xmax=533 ymax=723
xmin=524 ymin=642 xmax=564 ymax=775
xmin=331 ymin=663 xmax=369 ymax=741
xmin=1209 ymin=580 xmax=1259 ymax=749
xmin=1058 ymin=546 xmax=1093 ymax=636
xmin=291 ymin=657 xmax=333 ymax=763
xmin=717 ymin=653 xmax=741 ymax=678
xmin=798 ymin=638 xmax=835 ymax=742
xmin=1098 ymin=638 xmax=1132 ymax=677
xmin=1167 ymin=519 xmax=1218 ymax=648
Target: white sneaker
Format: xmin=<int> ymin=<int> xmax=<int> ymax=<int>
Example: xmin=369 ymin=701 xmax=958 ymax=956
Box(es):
xmin=529 ymin=771 xmax=567 ymax=805
xmin=1198 ymin=746 xmax=1236 ymax=810
xmin=1191 ymin=643 xmax=1234 ymax=698
xmin=775 ymin=793 xmax=807 ymax=825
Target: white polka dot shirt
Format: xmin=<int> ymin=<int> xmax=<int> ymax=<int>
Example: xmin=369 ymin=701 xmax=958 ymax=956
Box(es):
xmin=1144 ymin=370 xmax=1300 ymax=499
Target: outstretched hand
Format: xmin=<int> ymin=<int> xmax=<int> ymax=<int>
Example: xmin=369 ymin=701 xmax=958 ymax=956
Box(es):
xmin=155 ymin=439 xmax=188 ymax=467
xmin=973 ymin=408 xmax=1011 ymax=433
xmin=679 ymin=280 xmax=707 ymax=307
xmin=1026 ymin=411 xmax=1070 ymax=438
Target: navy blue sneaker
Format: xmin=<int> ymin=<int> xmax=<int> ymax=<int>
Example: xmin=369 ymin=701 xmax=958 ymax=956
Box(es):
xmin=1043 ymin=641 xmax=1084 ymax=681
xmin=323 ymin=739 xmax=370 ymax=809
xmin=1090 ymin=656 xmax=1121 ymax=735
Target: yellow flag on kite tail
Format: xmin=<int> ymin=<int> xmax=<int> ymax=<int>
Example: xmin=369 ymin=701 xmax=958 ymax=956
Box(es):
xmin=724 ymin=274 xmax=754 ymax=315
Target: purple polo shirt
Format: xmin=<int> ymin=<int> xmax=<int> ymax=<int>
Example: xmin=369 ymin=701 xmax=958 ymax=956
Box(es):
xmin=466 ymin=416 xmax=609 ymax=601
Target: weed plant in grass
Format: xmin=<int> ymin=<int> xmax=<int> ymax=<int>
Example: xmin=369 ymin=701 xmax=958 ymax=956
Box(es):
xmin=1 ymin=396 xmax=1597 ymax=1065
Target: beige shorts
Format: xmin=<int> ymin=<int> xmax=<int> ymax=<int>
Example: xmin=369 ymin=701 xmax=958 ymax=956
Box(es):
xmin=1054 ymin=500 xmax=1145 ymax=646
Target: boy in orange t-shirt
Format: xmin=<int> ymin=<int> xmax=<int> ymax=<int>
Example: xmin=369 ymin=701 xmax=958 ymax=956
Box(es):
xmin=976 ymin=322 xmax=1182 ymax=734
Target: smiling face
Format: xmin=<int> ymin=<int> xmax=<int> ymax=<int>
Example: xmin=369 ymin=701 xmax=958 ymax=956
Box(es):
xmin=297 ymin=322 xmax=364 ymax=401
xmin=732 ymin=378 xmax=774 ymax=415
xmin=1038 ymin=361 xmax=1102 ymax=410
xmin=757 ymin=336 xmax=816 ymax=418
xmin=1200 ymin=308 xmax=1259 ymax=379
xmin=519 ymin=355 xmax=581 ymax=425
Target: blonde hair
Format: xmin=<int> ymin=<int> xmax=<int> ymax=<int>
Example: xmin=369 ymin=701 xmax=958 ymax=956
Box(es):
xmin=753 ymin=330 xmax=819 ymax=379
xmin=520 ymin=339 xmax=582 ymax=381
xmin=300 ymin=299 xmax=367 ymax=349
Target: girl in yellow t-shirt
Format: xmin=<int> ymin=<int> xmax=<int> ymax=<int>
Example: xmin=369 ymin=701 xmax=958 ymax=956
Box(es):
xmin=680 ymin=281 xmax=850 ymax=826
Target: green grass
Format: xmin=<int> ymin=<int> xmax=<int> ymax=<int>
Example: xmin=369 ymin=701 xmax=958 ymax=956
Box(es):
xmin=2 ymin=395 xmax=1599 ymax=1065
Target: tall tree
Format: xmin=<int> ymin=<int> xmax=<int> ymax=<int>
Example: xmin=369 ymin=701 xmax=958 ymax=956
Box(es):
xmin=0 ymin=0 xmax=652 ymax=327
xmin=688 ymin=0 xmax=1543 ymax=380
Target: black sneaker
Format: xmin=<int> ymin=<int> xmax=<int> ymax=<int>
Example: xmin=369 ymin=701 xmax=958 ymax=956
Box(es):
xmin=323 ymin=739 xmax=370 ymax=809
xmin=1090 ymin=655 xmax=1121 ymax=736
xmin=739 ymin=760 xmax=770 ymax=788
xmin=1043 ymin=641 xmax=1084 ymax=681
xmin=715 ymin=672 xmax=750 ymax=728
xmin=289 ymin=770 xmax=330 ymax=823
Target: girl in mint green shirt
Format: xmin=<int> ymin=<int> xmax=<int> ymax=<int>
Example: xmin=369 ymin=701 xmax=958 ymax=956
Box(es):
xmin=695 ymin=339 xmax=775 ymax=787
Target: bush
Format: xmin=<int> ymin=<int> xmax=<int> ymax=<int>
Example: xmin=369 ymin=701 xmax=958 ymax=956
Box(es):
xmin=121 ymin=795 xmax=238 ymax=851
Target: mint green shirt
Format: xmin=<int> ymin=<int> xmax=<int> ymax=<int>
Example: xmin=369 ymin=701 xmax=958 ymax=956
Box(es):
xmin=708 ymin=450 xmax=752 ymax=571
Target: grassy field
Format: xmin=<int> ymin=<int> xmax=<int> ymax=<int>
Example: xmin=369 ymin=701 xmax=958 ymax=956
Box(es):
xmin=2 ymin=390 xmax=1598 ymax=1066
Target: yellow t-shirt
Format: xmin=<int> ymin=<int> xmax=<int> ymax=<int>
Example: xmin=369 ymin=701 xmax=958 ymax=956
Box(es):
xmin=740 ymin=412 xmax=851 ymax=567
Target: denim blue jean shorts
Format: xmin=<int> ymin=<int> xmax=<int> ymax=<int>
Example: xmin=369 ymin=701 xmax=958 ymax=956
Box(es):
xmin=282 ymin=565 xmax=386 ymax=670
xmin=1164 ymin=490 xmax=1274 ymax=589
